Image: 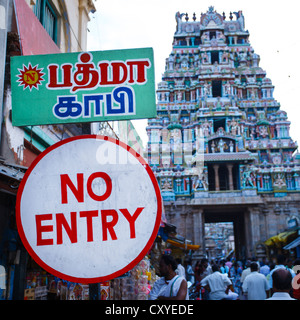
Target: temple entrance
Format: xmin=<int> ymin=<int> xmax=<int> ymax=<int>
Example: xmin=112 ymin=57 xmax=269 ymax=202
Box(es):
xmin=204 ymin=208 xmax=246 ymax=261
xmin=204 ymin=222 xmax=234 ymax=260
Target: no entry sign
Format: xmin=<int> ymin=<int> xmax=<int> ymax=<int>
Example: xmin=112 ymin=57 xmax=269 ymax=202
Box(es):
xmin=16 ymin=135 xmax=162 ymax=283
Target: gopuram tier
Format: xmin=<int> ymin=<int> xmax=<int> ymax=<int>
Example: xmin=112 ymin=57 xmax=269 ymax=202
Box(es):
xmin=146 ymin=7 xmax=300 ymax=260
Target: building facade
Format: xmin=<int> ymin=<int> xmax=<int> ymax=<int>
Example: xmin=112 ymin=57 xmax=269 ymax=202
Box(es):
xmin=0 ymin=0 xmax=98 ymax=299
xmin=146 ymin=7 xmax=300 ymax=261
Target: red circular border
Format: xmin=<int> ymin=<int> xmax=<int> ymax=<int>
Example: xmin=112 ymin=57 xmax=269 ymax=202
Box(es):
xmin=16 ymin=135 xmax=162 ymax=284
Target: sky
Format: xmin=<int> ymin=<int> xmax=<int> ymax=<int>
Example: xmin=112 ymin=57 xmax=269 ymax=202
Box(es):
xmin=87 ymin=0 xmax=300 ymax=149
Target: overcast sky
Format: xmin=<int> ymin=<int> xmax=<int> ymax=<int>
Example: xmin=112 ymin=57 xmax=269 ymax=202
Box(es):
xmin=87 ymin=0 xmax=300 ymax=149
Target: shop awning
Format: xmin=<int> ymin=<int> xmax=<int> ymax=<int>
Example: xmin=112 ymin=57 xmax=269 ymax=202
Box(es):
xmin=166 ymin=239 xmax=200 ymax=251
xmin=283 ymin=237 xmax=300 ymax=250
xmin=264 ymin=230 xmax=297 ymax=247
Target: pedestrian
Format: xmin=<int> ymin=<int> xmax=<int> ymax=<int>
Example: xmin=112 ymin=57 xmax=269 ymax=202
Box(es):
xmin=292 ymin=258 xmax=300 ymax=300
xmin=240 ymin=260 xmax=251 ymax=284
xmin=242 ymin=262 xmax=269 ymax=300
xmin=240 ymin=260 xmax=251 ymax=300
xmin=201 ymin=258 xmax=212 ymax=279
xmin=149 ymin=254 xmax=188 ymax=300
xmin=260 ymin=259 xmax=270 ymax=277
xmin=268 ymin=254 xmax=295 ymax=291
xmin=265 ymin=268 xmax=296 ymax=300
xmin=175 ymin=258 xmax=185 ymax=279
xmin=260 ymin=257 xmax=269 ymax=267
xmin=266 ymin=262 xmax=275 ymax=283
xmin=225 ymin=257 xmax=232 ymax=270
xmin=230 ymin=261 xmax=243 ymax=295
xmin=200 ymin=258 xmax=212 ymax=300
xmin=200 ymin=264 xmax=238 ymax=300
xmin=194 ymin=261 xmax=203 ymax=283
xmin=185 ymin=260 xmax=195 ymax=284
xmin=220 ymin=259 xmax=229 ymax=274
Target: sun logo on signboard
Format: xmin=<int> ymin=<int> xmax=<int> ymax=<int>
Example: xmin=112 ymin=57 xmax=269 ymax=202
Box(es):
xmin=17 ymin=63 xmax=45 ymax=91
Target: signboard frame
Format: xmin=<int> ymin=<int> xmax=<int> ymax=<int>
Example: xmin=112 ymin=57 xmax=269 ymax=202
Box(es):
xmin=16 ymin=135 xmax=162 ymax=283
xmin=11 ymin=47 xmax=156 ymax=126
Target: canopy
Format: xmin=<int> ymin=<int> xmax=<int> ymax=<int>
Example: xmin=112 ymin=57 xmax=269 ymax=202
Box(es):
xmin=166 ymin=239 xmax=200 ymax=251
xmin=264 ymin=230 xmax=297 ymax=248
xmin=283 ymin=236 xmax=300 ymax=250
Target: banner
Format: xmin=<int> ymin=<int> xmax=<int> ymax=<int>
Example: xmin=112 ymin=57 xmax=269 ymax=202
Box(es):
xmin=11 ymin=48 xmax=156 ymax=126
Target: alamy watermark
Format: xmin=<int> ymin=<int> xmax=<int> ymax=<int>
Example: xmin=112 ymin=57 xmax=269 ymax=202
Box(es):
xmin=292 ymin=265 xmax=300 ymax=290
xmin=95 ymin=127 xmax=205 ymax=169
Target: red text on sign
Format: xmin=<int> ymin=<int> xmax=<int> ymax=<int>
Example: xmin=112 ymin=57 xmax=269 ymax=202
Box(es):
xmin=35 ymin=207 xmax=144 ymax=246
xmin=60 ymin=172 xmax=112 ymax=204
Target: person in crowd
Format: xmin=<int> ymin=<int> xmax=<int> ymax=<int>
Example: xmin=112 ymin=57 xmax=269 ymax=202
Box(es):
xmin=260 ymin=257 xmax=269 ymax=267
xmin=185 ymin=260 xmax=195 ymax=284
xmin=266 ymin=262 xmax=275 ymax=283
xmin=194 ymin=261 xmax=204 ymax=284
xmin=220 ymin=259 xmax=229 ymax=274
xmin=225 ymin=257 xmax=232 ymax=270
xmin=240 ymin=260 xmax=251 ymax=284
xmin=149 ymin=254 xmax=188 ymax=300
xmin=175 ymin=258 xmax=185 ymax=279
xmin=242 ymin=262 xmax=269 ymax=300
xmin=230 ymin=262 xmax=243 ymax=295
xmin=200 ymin=258 xmax=212 ymax=299
xmin=260 ymin=259 xmax=270 ymax=277
xmin=266 ymin=268 xmax=296 ymax=300
xmin=201 ymin=258 xmax=212 ymax=279
xmin=268 ymin=254 xmax=295 ymax=291
xmin=200 ymin=264 xmax=238 ymax=300
xmin=292 ymin=258 xmax=300 ymax=300
xmin=250 ymin=256 xmax=260 ymax=272
xmin=240 ymin=260 xmax=252 ymax=300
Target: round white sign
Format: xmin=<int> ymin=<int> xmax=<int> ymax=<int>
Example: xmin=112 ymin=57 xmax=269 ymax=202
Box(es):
xmin=16 ymin=135 xmax=162 ymax=283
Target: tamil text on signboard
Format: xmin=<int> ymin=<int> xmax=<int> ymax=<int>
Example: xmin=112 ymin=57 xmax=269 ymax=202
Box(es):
xmin=11 ymin=48 xmax=156 ymax=126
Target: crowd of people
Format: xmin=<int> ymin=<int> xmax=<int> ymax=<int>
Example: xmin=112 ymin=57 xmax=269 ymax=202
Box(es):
xmin=149 ymin=253 xmax=300 ymax=300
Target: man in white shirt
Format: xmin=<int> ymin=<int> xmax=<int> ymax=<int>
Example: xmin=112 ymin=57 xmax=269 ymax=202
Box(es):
xmin=149 ymin=254 xmax=188 ymax=300
xmin=175 ymin=258 xmax=186 ymax=279
xmin=242 ymin=262 xmax=269 ymax=300
xmin=240 ymin=260 xmax=251 ymax=284
xmin=200 ymin=264 xmax=237 ymax=300
xmin=266 ymin=268 xmax=296 ymax=300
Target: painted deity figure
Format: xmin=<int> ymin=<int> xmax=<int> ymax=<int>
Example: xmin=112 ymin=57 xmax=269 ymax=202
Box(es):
xmin=273 ymin=173 xmax=286 ymax=189
xmin=211 ymin=140 xmax=216 ymax=153
xmin=224 ymin=81 xmax=231 ymax=96
xmin=242 ymin=167 xmax=255 ymax=188
xmin=218 ymin=139 xmax=226 ymax=153
xmin=201 ymin=119 xmax=211 ymax=136
xmin=229 ymin=119 xmax=239 ymax=135
xmin=203 ymin=82 xmax=210 ymax=96
xmin=192 ymin=169 xmax=208 ymax=191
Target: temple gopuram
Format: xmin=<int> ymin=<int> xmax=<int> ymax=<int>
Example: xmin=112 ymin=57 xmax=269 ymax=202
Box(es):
xmin=146 ymin=7 xmax=300 ymax=260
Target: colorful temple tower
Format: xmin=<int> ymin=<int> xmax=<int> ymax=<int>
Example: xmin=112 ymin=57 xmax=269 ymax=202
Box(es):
xmin=146 ymin=7 xmax=300 ymax=260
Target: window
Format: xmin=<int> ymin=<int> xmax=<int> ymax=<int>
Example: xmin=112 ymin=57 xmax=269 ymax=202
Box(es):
xmin=213 ymin=118 xmax=225 ymax=132
xmin=212 ymin=80 xmax=222 ymax=97
xmin=209 ymin=31 xmax=216 ymax=40
xmin=211 ymin=51 xmax=219 ymax=64
xmin=34 ymin=0 xmax=57 ymax=43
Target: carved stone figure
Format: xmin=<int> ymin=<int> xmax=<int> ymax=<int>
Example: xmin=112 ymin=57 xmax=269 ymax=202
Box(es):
xmin=175 ymin=12 xmax=185 ymax=34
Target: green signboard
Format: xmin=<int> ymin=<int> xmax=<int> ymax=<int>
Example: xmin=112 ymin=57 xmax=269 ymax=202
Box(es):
xmin=11 ymin=48 xmax=156 ymax=126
